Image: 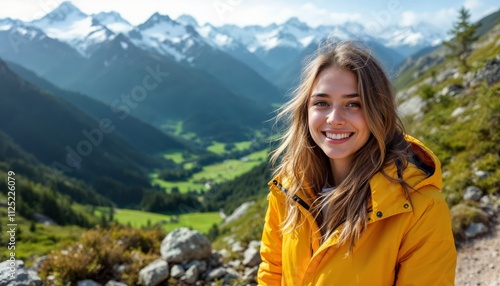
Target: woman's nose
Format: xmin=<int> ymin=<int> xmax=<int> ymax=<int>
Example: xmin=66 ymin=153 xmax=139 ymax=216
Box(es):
xmin=326 ymin=107 xmax=346 ymax=125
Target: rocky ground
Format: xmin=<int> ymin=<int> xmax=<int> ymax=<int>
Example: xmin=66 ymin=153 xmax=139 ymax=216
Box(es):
xmin=455 ymin=219 xmax=500 ymax=286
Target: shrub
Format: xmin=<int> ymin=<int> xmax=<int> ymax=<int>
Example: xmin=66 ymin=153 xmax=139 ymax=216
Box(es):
xmin=38 ymin=225 xmax=165 ymax=285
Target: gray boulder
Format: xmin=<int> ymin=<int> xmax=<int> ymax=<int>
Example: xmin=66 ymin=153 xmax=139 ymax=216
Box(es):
xmin=205 ymin=267 xmax=227 ymax=281
xmin=77 ymin=280 xmax=101 ymax=286
xmin=221 ymin=201 xmax=255 ymax=226
xmin=138 ymin=259 xmax=169 ymax=286
xmin=170 ymin=264 xmax=185 ymax=279
xmin=105 ymin=281 xmax=128 ymax=286
xmin=464 ymin=186 xmax=483 ymax=201
xmin=0 ymin=260 xmax=42 ymax=286
xmin=180 ymin=265 xmax=199 ymax=284
xmin=160 ymin=227 xmax=211 ymax=263
xmin=243 ymin=241 xmax=262 ymax=267
xmin=465 ymin=222 xmax=489 ymax=238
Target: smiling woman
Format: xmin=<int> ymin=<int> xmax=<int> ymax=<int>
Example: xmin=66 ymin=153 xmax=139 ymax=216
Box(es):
xmin=258 ymin=41 xmax=457 ymax=285
xmin=308 ymin=67 xmax=370 ymax=183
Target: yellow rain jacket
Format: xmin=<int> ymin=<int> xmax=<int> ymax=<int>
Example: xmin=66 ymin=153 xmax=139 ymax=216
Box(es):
xmin=258 ymin=136 xmax=457 ymax=285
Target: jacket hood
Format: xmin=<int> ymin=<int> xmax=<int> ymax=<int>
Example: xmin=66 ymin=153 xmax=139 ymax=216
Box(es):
xmin=405 ymin=134 xmax=442 ymax=190
xmin=368 ymin=134 xmax=442 ymax=223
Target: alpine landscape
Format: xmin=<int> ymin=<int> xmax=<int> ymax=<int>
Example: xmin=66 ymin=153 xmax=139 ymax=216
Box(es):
xmin=0 ymin=1 xmax=499 ymax=285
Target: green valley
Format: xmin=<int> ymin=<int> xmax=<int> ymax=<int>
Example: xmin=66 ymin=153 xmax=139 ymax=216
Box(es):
xmin=153 ymin=147 xmax=268 ymax=194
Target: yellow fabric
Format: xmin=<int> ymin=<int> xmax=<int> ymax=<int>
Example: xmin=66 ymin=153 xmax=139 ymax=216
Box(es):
xmin=258 ymin=136 xmax=457 ymax=285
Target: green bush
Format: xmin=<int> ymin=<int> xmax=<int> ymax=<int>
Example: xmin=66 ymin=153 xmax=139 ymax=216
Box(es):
xmin=418 ymin=84 xmax=436 ymax=100
xmin=38 ymin=225 xmax=164 ymax=285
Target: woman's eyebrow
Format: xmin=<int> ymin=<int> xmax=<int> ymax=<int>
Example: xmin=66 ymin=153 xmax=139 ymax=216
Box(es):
xmin=310 ymin=93 xmax=359 ymax=98
xmin=343 ymin=93 xmax=360 ymax=98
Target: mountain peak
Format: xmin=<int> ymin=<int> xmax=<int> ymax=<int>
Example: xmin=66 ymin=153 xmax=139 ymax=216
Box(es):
xmin=93 ymin=11 xmax=131 ymax=25
xmin=149 ymin=12 xmax=173 ymax=23
xmin=176 ymin=14 xmax=199 ymax=28
xmin=36 ymin=1 xmax=87 ymax=23
xmin=92 ymin=11 xmax=133 ymax=34
xmin=138 ymin=12 xmax=184 ymax=33
xmin=284 ymin=17 xmax=307 ymax=28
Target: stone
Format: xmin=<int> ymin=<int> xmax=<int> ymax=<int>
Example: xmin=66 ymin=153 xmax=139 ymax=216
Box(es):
xmin=170 ymin=264 xmax=185 ymax=279
xmin=439 ymin=84 xmax=463 ymax=97
xmin=77 ymin=280 xmax=101 ymax=286
xmin=161 ymin=228 xmax=212 ymax=264
xmin=465 ymin=223 xmax=489 ymax=239
xmin=463 ymin=186 xmax=483 ymax=201
xmin=221 ymin=201 xmax=255 ymax=226
xmin=0 ymin=260 xmax=43 ymax=286
xmin=105 ymin=281 xmax=128 ymax=286
xmin=475 ymin=170 xmax=489 ymax=180
xmin=242 ymin=241 xmax=262 ymax=267
xmin=205 ymin=267 xmax=227 ymax=281
xmin=185 ymin=260 xmax=207 ymax=273
xmin=243 ymin=265 xmax=259 ymax=283
xmin=138 ymin=259 xmax=169 ymax=286
xmin=181 ymin=265 xmax=199 ymax=284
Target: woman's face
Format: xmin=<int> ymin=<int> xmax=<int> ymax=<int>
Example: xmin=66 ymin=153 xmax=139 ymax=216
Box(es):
xmin=308 ymin=67 xmax=370 ymax=169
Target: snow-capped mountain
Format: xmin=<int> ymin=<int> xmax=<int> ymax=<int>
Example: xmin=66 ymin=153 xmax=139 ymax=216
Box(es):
xmin=0 ymin=1 xmax=450 ymax=93
xmin=0 ymin=18 xmax=43 ymax=42
xmin=176 ymin=15 xmax=199 ymax=28
xmin=374 ymin=23 xmax=445 ymax=57
xmin=93 ymin=11 xmax=133 ymax=34
xmin=187 ymin=17 xmax=383 ymax=71
xmin=30 ymin=1 xmax=115 ymax=56
xmin=2 ymin=1 xmax=448 ymax=71
xmin=128 ymin=12 xmax=212 ymax=62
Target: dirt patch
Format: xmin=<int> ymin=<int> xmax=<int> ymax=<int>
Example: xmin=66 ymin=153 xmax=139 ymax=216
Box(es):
xmin=455 ymin=220 xmax=500 ymax=285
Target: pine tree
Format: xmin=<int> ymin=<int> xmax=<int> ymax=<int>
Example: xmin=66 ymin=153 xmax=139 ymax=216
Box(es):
xmin=444 ymin=7 xmax=481 ymax=72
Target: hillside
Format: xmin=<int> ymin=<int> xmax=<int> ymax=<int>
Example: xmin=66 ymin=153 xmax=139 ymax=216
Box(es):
xmin=4 ymin=60 xmax=201 ymax=156
xmin=0 ymin=59 xmax=161 ymax=181
xmin=0 ymin=59 xmax=204 ymax=211
xmin=394 ymin=8 xmax=500 ymax=90
xmin=63 ymin=35 xmax=274 ymax=142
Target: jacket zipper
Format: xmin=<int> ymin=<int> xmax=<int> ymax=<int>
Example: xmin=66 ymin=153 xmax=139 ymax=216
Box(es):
xmin=272 ymin=179 xmax=310 ymax=210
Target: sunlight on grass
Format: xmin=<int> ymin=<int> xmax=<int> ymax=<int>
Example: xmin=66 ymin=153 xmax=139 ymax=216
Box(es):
xmin=0 ymin=210 xmax=83 ymax=262
xmin=150 ymin=174 xmax=205 ymax=193
xmin=113 ymin=209 xmax=222 ymax=234
xmin=207 ymin=141 xmax=254 ymax=154
xmin=163 ymin=152 xmax=184 ymax=164
xmin=151 ymin=148 xmax=269 ymax=193
xmin=207 ymin=142 xmax=226 ymax=154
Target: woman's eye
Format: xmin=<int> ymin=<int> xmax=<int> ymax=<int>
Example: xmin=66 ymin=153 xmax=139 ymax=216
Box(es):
xmin=346 ymin=102 xmax=361 ymax=108
xmin=313 ymin=101 xmax=328 ymax=107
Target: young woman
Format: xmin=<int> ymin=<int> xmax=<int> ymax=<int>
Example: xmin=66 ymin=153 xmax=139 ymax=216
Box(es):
xmin=258 ymin=41 xmax=457 ymax=285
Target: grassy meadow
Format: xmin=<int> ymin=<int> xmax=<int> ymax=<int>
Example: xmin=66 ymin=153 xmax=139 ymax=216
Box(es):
xmin=109 ymin=209 xmax=222 ymax=234
xmin=153 ymin=146 xmax=269 ymax=193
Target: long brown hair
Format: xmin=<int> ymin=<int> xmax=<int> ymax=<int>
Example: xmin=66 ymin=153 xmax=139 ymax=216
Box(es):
xmin=270 ymin=41 xmax=411 ymax=249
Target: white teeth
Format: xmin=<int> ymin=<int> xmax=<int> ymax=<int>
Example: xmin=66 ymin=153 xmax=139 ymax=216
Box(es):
xmin=326 ymin=132 xmax=351 ymax=140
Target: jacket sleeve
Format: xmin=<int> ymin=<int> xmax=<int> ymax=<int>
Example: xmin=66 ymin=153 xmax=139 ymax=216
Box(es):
xmin=395 ymin=187 xmax=457 ymax=285
xmin=257 ymin=192 xmax=284 ymax=285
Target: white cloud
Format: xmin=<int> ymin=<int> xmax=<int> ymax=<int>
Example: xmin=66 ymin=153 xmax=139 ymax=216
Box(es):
xmin=299 ymin=3 xmax=362 ymax=27
xmin=400 ymin=11 xmax=420 ymax=27
xmin=464 ymin=0 xmax=482 ymax=10
xmin=396 ymin=8 xmax=456 ymax=32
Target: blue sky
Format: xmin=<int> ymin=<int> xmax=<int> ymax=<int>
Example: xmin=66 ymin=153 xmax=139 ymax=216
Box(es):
xmin=0 ymin=0 xmax=497 ymax=31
